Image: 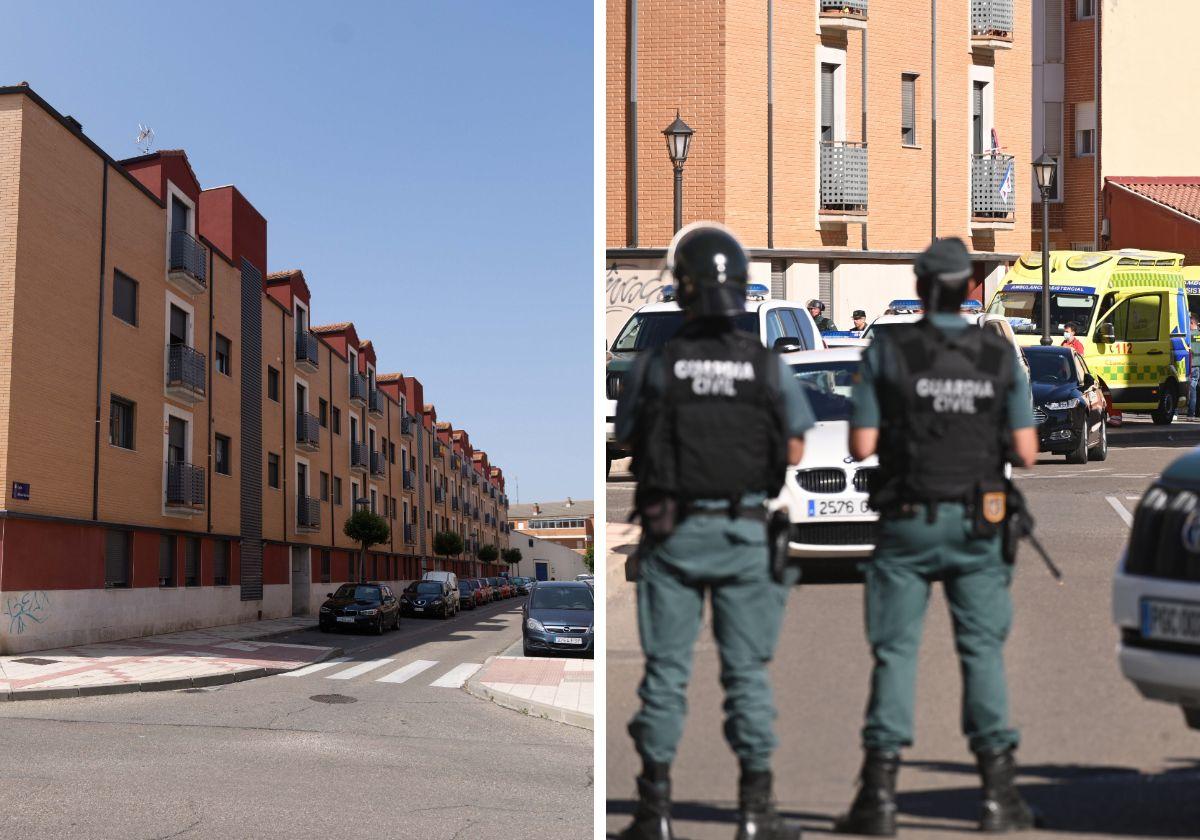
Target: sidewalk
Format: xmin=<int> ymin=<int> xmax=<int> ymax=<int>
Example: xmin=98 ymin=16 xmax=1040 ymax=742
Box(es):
xmin=0 ymin=616 xmax=338 ymax=701
xmin=1108 ymin=412 xmax=1200 ymax=447
xmin=466 ymin=655 xmax=594 ymax=730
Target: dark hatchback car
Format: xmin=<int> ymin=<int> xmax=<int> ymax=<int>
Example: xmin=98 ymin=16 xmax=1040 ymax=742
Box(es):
xmin=318 ymin=583 xmax=400 ymax=634
xmin=522 ymin=580 xmax=594 ymax=657
xmin=510 ymin=577 xmax=532 ymax=595
xmin=458 ymin=580 xmax=477 ymax=610
xmin=1022 ymin=345 xmax=1108 ymax=463
xmin=400 ymin=580 xmax=456 ymax=619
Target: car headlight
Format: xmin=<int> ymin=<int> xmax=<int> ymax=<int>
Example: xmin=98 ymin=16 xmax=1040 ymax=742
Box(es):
xmin=1044 ymin=398 xmax=1081 ymax=411
xmin=431 ymin=598 xmax=443 ymax=604
xmin=526 ymin=618 xmax=545 ymax=632
xmin=359 ymin=608 xmax=378 ymax=616
xmin=319 ymin=607 xmax=331 ymax=613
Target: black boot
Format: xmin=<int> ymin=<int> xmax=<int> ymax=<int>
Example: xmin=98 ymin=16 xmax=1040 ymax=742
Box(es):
xmin=975 ymin=748 xmax=1037 ymax=833
xmin=619 ymin=762 xmax=675 ymax=840
xmin=833 ymin=750 xmax=899 ymax=836
xmin=735 ymin=769 xmax=801 ymax=840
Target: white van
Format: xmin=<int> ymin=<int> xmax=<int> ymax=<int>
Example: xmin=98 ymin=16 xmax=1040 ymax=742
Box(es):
xmin=422 ymin=571 xmax=460 ymax=612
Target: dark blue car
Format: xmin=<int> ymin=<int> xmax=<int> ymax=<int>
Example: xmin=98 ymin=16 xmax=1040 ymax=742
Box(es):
xmin=522 ymin=580 xmax=594 ymax=657
xmin=1022 ymin=345 xmax=1108 ymax=464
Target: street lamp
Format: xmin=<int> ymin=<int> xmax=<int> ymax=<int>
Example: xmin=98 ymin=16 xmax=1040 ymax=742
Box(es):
xmin=663 ymin=111 xmax=694 ymax=234
xmin=1032 ymin=153 xmax=1058 ymax=347
xmin=353 ymin=496 xmax=370 ymax=583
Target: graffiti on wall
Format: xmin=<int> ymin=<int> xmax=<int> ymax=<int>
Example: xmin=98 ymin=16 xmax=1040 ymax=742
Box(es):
xmin=3 ymin=591 xmax=50 ymax=635
xmin=606 ymin=262 xmax=667 ymax=345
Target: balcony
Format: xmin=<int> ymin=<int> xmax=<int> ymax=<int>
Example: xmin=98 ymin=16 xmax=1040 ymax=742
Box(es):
xmin=450 ymin=454 xmax=460 ymax=470
xmin=350 ymin=441 xmax=369 ymax=474
xmin=971 ymin=153 xmax=1017 ymax=229
xmin=819 ymin=141 xmax=868 ymax=223
xmin=165 ymin=461 xmax=205 ymax=513
xmin=368 ymin=388 xmax=384 ymax=418
xmin=297 ymin=495 xmax=320 ymax=533
xmin=168 ymin=230 xmax=207 ymax=295
xmin=401 ymin=414 xmax=413 ymax=435
xmin=349 ymin=372 xmax=367 ymax=407
xmin=435 ymin=486 xmax=445 ymax=503
xmin=295 ymin=329 xmax=319 ymax=373
xmin=370 ymin=450 xmax=387 ymax=478
xmin=971 ymin=0 xmax=1013 ymax=50
xmin=404 ymin=470 xmax=415 ymax=491
xmin=166 ymin=343 xmax=206 ymax=404
xmin=452 ymin=497 xmax=460 ymax=512
xmin=404 ymin=524 xmax=414 ymax=544
xmin=819 ymin=0 xmax=867 ymax=31
xmin=296 ymin=410 xmax=320 ymax=452
xmin=433 ymin=441 xmax=443 ymax=458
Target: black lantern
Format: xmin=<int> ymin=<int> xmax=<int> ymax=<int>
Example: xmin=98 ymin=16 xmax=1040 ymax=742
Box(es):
xmin=1032 ymin=153 xmax=1058 ymax=346
xmin=664 ymin=112 xmax=694 ymax=233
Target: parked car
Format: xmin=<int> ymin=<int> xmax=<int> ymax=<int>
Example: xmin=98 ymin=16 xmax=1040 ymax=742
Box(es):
xmin=422 ymin=571 xmax=460 ymax=612
xmin=458 ymin=580 xmax=477 ymax=610
xmin=318 ymin=583 xmax=400 ymax=634
xmin=472 ymin=578 xmax=494 ymax=604
xmin=510 ymin=577 xmax=532 ymax=595
xmin=400 ymin=580 xmax=457 ymax=619
xmin=523 ymin=580 xmax=594 ymax=657
xmin=1022 ymin=345 xmax=1108 ymax=463
xmin=575 ymin=574 xmax=594 ymax=582
xmin=489 ymin=576 xmax=512 ymax=599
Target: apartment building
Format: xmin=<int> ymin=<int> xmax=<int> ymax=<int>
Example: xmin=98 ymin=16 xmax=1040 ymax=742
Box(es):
xmin=1032 ymin=0 xmax=1200 ymax=260
xmin=509 ymin=499 xmax=594 ymax=555
xmin=0 ymin=85 xmax=510 ymax=653
xmin=606 ymin=0 xmax=1032 ymax=341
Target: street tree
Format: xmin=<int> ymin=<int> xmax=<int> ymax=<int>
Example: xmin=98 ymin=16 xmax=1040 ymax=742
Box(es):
xmin=478 ymin=544 xmax=499 ymax=563
xmin=583 ymin=546 xmax=594 ymax=573
xmin=343 ymin=509 xmax=389 ymax=583
xmin=433 ymin=531 xmax=465 ymax=568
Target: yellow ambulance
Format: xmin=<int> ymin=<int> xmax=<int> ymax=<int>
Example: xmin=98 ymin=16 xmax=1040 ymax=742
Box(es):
xmin=986 ymin=249 xmax=1190 ymax=423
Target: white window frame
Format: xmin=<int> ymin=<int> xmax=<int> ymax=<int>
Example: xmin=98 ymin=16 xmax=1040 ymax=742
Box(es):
xmin=1075 ymin=101 xmax=1097 ymax=158
xmin=967 ymin=66 xmax=997 ymax=227
xmin=1076 ymin=0 xmax=1095 ymax=20
xmin=814 ymin=44 xmax=847 ymax=227
xmin=295 ymin=454 xmax=311 ymax=499
xmin=162 ymin=403 xmax=194 ymax=518
xmin=164 ymin=181 xmax=196 ymax=271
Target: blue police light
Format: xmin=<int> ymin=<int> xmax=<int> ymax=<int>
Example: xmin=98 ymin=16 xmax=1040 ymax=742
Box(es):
xmin=746 ymin=283 xmax=770 ymax=301
xmin=822 ymin=331 xmax=859 ymax=338
xmin=659 ymin=284 xmax=676 ymax=302
xmin=960 ymin=299 xmax=983 ymax=312
xmin=888 ymin=298 xmax=924 ymax=313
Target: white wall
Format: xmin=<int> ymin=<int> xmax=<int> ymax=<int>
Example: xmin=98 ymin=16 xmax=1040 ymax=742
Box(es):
xmin=785 ymin=261 xmax=820 ymax=303
xmin=606 ymin=258 xmax=667 ymax=345
xmin=831 ymin=262 xmax=919 ymax=324
xmin=508 ymin=531 xmax=591 ymax=581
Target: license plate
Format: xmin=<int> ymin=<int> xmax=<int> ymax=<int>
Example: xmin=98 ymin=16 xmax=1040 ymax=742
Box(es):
xmin=554 ymin=636 xmax=583 ymax=645
xmin=336 ymin=616 xmax=355 ymax=624
xmin=413 ymin=607 xmax=424 ymax=612
xmin=1141 ymin=598 xmax=1200 ymax=645
xmin=806 ymin=499 xmax=871 ymax=518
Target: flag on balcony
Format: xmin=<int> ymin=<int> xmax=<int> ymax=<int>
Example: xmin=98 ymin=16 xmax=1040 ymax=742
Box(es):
xmin=998 ymin=160 xmax=1014 ymax=204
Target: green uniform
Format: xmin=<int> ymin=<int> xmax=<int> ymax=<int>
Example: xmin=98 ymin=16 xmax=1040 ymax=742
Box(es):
xmin=617 ymin=350 xmax=815 ymax=770
xmin=851 ymin=313 xmax=1034 ymax=754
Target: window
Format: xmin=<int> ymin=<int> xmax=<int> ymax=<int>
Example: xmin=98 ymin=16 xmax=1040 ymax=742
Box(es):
xmin=901 ymin=74 xmax=917 ymax=146
xmin=1127 ymin=295 xmax=1162 ymax=342
xmin=215 ymin=334 xmax=232 ymax=376
xmin=215 ymin=434 xmax=231 ymax=475
xmin=332 ymin=406 xmax=341 ymax=435
xmin=113 ymin=270 xmax=138 ymax=326
xmin=370 ymin=489 xmax=377 ymax=513
xmin=104 ymin=529 xmax=132 ymax=589
xmin=1075 ymin=102 xmax=1096 ymax=157
xmin=1076 ymin=0 xmax=1094 ymax=19
xmin=320 ymin=550 xmax=331 ymax=584
xmin=352 ymin=482 xmax=360 ymax=506
xmin=319 ymin=398 xmax=328 ymax=428
xmin=1041 ymin=101 xmax=1064 ymax=201
xmin=109 ymin=396 xmax=135 ymax=450
xmin=159 ymin=535 xmax=176 ymax=587
xmin=320 ymin=471 xmax=330 ymax=501
xmin=268 ymin=453 xmax=281 ymax=489
xmin=213 ymin=540 xmax=230 ymax=586
xmin=267 ymin=367 xmax=280 ymax=401
xmin=383 ymin=494 xmax=390 ymax=518
xmin=1045 ymin=0 xmax=1064 ymax=62
xmin=184 ymin=537 xmax=200 ymax=587
xmin=389 ymin=441 xmax=396 ymax=462
xmin=820 ymin=63 xmax=836 ymax=142
xmin=334 ymin=476 xmax=343 ymax=505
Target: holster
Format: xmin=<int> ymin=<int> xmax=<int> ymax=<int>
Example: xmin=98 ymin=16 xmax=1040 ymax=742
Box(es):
xmin=970 ymin=479 xmax=1009 ymax=539
xmin=636 ymin=494 xmax=680 ymax=541
xmin=1002 ymin=482 xmax=1032 ymax=565
xmin=768 ymin=508 xmax=793 ymax=584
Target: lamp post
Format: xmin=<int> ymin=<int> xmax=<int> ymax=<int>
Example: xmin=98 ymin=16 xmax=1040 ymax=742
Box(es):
xmin=353 ymin=496 xmax=370 ymax=583
xmin=663 ymin=111 xmax=694 ymax=234
xmin=1032 ymin=154 xmax=1059 ymax=347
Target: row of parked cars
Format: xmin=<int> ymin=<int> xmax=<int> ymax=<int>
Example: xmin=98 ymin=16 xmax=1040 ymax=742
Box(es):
xmin=318 ymin=572 xmax=534 ymax=632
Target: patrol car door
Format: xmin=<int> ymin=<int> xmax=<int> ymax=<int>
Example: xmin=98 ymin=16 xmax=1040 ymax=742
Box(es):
xmin=764 ymin=310 xmax=787 ymax=348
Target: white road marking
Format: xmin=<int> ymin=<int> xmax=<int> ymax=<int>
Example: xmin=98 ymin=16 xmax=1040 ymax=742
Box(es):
xmin=281 ymin=657 xmax=351 ymax=677
xmin=429 ymin=663 xmax=482 ymax=688
xmin=1106 ymin=496 xmax=1134 ymax=528
xmin=1126 ymin=495 xmax=1143 ymax=501
xmin=376 ymin=659 xmax=439 ymax=684
xmin=327 ymin=658 xmax=395 ymax=680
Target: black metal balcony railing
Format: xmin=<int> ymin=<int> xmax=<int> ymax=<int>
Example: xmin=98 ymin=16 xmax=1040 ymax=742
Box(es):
xmin=450 ymin=455 xmax=460 ymax=470
xmin=349 ymin=372 xmax=367 ymax=404
xmin=971 ymin=153 xmax=1017 ymax=220
xmin=369 ymin=450 xmax=386 ymax=477
xmin=820 ymin=141 xmax=869 ymax=213
xmin=404 ymin=470 xmax=415 ymax=491
xmin=350 ymin=442 xmax=369 ymax=471
xmin=368 ymin=389 xmax=384 ymax=416
xmin=404 ymin=524 xmax=414 ymax=544
xmin=168 ymin=230 xmax=207 ymax=289
xmin=166 ymin=343 xmax=207 ymax=397
xmin=295 ymin=330 xmax=319 ymax=369
xmin=452 ymin=497 xmax=460 ymax=511
xmin=433 ymin=442 xmax=443 ymax=458
xmin=971 ymin=0 xmax=1013 ymax=38
xmin=166 ymin=461 xmax=205 ymax=507
xmin=401 ymin=414 xmax=413 ymax=435
xmin=296 ymin=411 xmax=320 ymax=449
xmin=435 ymin=486 xmax=445 ymax=503
xmin=297 ymin=495 xmax=320 ymax=530
xmin=821 ymin=0 xmax=867 ymax=17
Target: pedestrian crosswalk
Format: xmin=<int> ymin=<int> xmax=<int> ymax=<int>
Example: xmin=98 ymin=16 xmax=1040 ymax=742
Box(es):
xmin=281 ymin=657 xmax=483 ymax=688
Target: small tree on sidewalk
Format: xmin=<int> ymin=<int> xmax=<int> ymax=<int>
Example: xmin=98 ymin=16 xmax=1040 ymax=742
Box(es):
xmin=583 ymin=545 xmax=594 ymax=573
xmin=477 ymin=544 xmax=499 ymax=573
xmin=433 ymin=531 xmax=464 ymax=570
xmin=501 ymin=547 xmax=522 ymax=575
xmin=343 ymin=509 xmax=389 ymax=583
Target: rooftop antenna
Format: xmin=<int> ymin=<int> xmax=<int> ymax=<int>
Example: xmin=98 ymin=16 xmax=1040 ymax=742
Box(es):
xmin=135 ymin=123 xmax=155 ymax=154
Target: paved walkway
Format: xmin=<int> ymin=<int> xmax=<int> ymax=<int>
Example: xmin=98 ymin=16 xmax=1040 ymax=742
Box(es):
xmin=466 ymin=655 xmax=594 ymax=729
xmin=0 ymin=617 xmax=337 ymax=701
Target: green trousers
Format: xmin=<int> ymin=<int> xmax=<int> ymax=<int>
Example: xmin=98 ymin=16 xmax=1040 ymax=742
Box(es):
xmin=862 ymin=502 xmax=1019 ymax=754
xmin=628 ymin=513 xmax=796 ymax=772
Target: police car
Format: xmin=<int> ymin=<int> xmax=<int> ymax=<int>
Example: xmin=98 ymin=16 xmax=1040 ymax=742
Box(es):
xmin=772 ymin=347 xmax=879 ymax=574
xmin=1113 ymin=452 xmax=1200 ymax=731
xmin=605 ymin=284 xmax=825 ymax=475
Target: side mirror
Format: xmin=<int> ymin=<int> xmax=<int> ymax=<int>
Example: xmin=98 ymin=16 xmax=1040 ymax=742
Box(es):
xmin=326 ymin=592 xmax=333 ymax=598
xmin=772 ymin=336 xmax=802 ymax=353
xmin=1096 ymin=323 xmax=1116 ymax=344
xmin=1083 ymin=373 xmax=1095 ymax=388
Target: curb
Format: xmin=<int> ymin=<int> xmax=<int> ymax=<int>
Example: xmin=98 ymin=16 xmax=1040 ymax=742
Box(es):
xmin=0 ymin=645 xmax=344 ymax=703
xmin=463 ymin=655 xmax=594 ymax=731
xmin=1109 ymin=427 xmax=1200 ymax=447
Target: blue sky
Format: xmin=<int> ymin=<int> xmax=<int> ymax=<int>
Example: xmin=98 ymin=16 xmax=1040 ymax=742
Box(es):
xmin=3 ymin=1 xmax=593 ymax=504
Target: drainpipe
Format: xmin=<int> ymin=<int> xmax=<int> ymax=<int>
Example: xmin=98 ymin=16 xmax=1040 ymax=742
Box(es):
xmin=767 ymin=0 xmax=774 ymax=249
xmin=1094 ymin=1 xmax=1100 ymax=247
xmin=930 ymin=0 xmax=938 ymax=240
xmin=861 ymin=27 xmax=868 ymax=251
xmin=91 ymin=163 xmax=109 ymax=522
xmin=207 ymin=247 xmax=214 ymax=534
xmin=627 ymin=0 xmax=638 ymax=246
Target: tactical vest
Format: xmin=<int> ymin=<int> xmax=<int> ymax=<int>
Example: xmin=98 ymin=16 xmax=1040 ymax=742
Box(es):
xmin=632 ymin=325 xmax=788 ymax=503
xmin=872 ymin=320 xmax=1012 ymax=511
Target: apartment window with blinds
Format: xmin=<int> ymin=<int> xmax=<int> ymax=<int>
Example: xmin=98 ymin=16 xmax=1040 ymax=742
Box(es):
xmin=104 ymin=529 xmax=132 ymax=589
xmin=213 ymin=540 xmax=230 ymax=586
xmin=320 ymin=471 xmax=330 ymax=501
xmin=159 ymin=535 xmax=176 ymax=588
xmin=1045 ymin=0 xmax=1064 ymax=63
xmin=268 ymin=453 xmax=280 ymax=489
xmin=1075 ymin=102 xmax=1096 ymax=157
xmin=215 ymin=434 xmax=231 ymax=475
xmin=334 ymin=476 xmax=343 ymax=505
xmin=110 ymin=395 xmax=135 ymax=450
xmin=1076 ymin=0 xmax=1094 ymax=19
xmin=1043 ymin=101 xmax=1063 ymax=201
xmin=267 ymin=367 xmax=280 ymax=402
xmin=820 ymin=63 xmax=836 ymax=142
xmin=332 ymin=406 xmax=341 ymax=435
xmin=901 ymin=74 xmax=918 ymax=146
xmin=184 ymin=537 xmax=200 ymax=587
xmin=320 ymin=549 xmax=331 ymax=584
xmin=113 ymin=270 xmax=138 ymax=326
xmin=318 ymin=398 xmax=328 ymax=428
xmin=215 ymin=334 xmax=232 ymax=376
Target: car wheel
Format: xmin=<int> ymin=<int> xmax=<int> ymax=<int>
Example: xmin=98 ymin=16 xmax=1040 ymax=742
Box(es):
xmin=1065 ymin=418 xmax=1089 ymax=464
xmin=1087 ymin=417 xmax=1108 ymax=462
xmin=319 ymin=624 xmax=329 ymax=633
xmin=374 ymin=616 xmax=385 ymax=635
xmin=1152 ymin=385 xmax=1178 ymax=425
xmin=523 ymin=642 xmax=535 ymax=657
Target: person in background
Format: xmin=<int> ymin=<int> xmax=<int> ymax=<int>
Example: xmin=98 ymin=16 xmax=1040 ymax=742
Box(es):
xmin=808 ymin=299 xmax=837 ymax=332
xmin=851 ymin=310 xmax=868 ymax=335
xmin=1189 ymin=314 xmax=1200 ymax=417
xmin=1061 ymin=321 xmax=1085 ymax=356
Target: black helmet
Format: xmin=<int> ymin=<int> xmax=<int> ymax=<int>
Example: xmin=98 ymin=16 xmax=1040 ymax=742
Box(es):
xmin=666 ymin=222 xmax=749 ymax=318
xmin=807 ymin=299 xmax=826 ymax=312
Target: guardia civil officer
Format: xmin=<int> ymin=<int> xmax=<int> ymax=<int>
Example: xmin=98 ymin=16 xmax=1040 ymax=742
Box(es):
xmin=834 ymin=238 xmax=1040 ymax=836
xmin=807 ymin=299 xmax=837 ymax=333
xmin=615 ymin=222 xmax=814 ymax=840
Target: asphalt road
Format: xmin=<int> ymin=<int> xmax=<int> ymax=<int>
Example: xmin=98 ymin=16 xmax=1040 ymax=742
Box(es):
xmin=606 ymin=440 xmax=1200 ymax=838
xmin=0 ymin=597 xmax=592 ymax=840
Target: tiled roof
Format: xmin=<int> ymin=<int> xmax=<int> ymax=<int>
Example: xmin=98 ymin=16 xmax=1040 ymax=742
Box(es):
xmin=376 ymin=373 xmax=404 ymax=383
xmin=311 ymin=322 xmax=352 ymax=334
xmin=1109 ymin=178 xmax=1200 ymax=222
xmin=509 ymin=499 xmax=595 ymax=519
xmin=266 ymin=269 xmax=301 ymax=280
